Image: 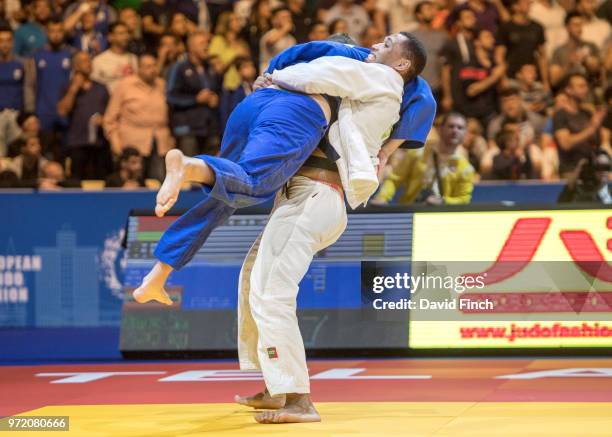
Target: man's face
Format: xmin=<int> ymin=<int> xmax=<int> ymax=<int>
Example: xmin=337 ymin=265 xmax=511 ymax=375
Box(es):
xmin=43 ymin=162 xmax=64 ymax=182
xmin=239 ymin=61 xmax=256 ymax=81
xmin=308 ymin=23 xmax=329 ymax=41
xmin=33 ymin=0 xmax=51 ymax=23
xmin=440 ymin=115 xmax=467 ymax=148
xmin=272 ymin=10 xmax=292 ymax=29
xmin=477 ymin=30 xmax=495 ymax=51
xmin=110 ymin=24 xmax=130 ymax=49
xmin=23 ymin=137 xmax=41 ymax=157
xmin=47 ymin=23 xmax=64 ymax=46
xmin=138 ymin=56 xmax=159 ymax=83
xmin=567 ymin=16 xmax=583 ymax=40
xmin=501 ymin=94 xmax=523 ymax=119
xmin=567 ymin=75 xmax=589 ymax=100
xmin=416 ymin=2 xmax=436 ymax=24
xmin=160 ymin=35 xmax=178 ymax=57
xmin=0 ymin=31 xmax=13 ymax=57
xmin=578 ymin=0 xmax=597 ymax=16
xmin=458 ymin=10 xmax=476 ymax=31
xmin=74 ymin=52 xmax=92 ymax=75
xmin=513 ymin=0 xmax=532 ymax=15
xmin=22 ymin=116 xmax=40 ymax=134
xmin=517 ymin=64 xmax=537 ymax=85
xmin=119 ymin=9 xmax=139 ymax=34
xmin=81 ymin=11 xmax=95 ymax=32
xmin=367 ymin=33 xmax=410 ymax=74
xmin=188 ymin=34 xmax=209 ymax=60
xmin=123 ymin=156 xmax=143 ymax=178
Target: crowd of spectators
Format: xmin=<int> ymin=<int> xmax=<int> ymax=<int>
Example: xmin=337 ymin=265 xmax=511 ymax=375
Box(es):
xmin=0 ymin=0 xmax=608 ymax=203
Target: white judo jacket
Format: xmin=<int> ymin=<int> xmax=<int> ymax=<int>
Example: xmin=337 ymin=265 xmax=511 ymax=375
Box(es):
xmin=271 ymin=56 xmax=404 ymax=209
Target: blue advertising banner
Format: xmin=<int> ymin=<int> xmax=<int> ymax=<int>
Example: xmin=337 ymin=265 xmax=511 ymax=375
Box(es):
xmin=0 ymin=189 xmax=207 ymax=329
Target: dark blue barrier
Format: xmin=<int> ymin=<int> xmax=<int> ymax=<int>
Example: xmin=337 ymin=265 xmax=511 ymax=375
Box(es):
xmin=472 ymin=181 xmax=566 ymax=204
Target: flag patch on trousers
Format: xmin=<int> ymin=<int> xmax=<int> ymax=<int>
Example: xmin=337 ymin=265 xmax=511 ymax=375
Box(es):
xmin=267 ymin=347 xmax=278 ymax=359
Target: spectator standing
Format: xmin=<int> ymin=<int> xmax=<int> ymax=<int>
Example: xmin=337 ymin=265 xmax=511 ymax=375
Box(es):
xmin=286 ymin=0 xmax=313 ymax=43
xmin=141 ymin=0 xmax=173 ymax=51
xmin=375 ymin=113 xmax=475 ymax=205
xmin=33 ymin=20 xmax=73 ymax=159
xmin=529 ymin=0 xmax=567 ymax=58
xmin=550 ymin=11 xmax=600 ymax=88
xmin=377 ymin=0 xmax=419 ymax=34
xmin=157 ymin=33 xmax=184 ymax=79
xmin=57 ymin=51 xmax=111 ymax=180
xmin=14 ymin=0 xmax=51 ymax=57
xmin=412 ymin=0 xmax=449 ymax=100
xmin=446 ymin=0 xmax=506 ymax=34
xmin=242 ymin=0 xmax=271 ymax=71
xmin=209 ymin=11 xmax=250 ymax=91
xmin=576 ymin=0 xmax=610 ymax=48
xmin=65 ymin=9 xmax=108 ymax=56
xmin=361 ymin=0 xmax=387 ymax=37
xmin=553 ymin=73 xmax=607 ymax=176
xmin=105 ymin=146 xmax=145 ymax=188
xmin=120 ymin=7 xmax=147 ymax=56
xmin=0 ymin=26 xmax=35 ymax=157
xmin=63 ymin=0 xmax=117 ymax=37
xmin=91 ymin=22 xmax=138 ymax=93
xmin=103 ymin=54 xmax=173 ymax=180
xmin=167 ymin=32 xmax=221 ymax=156
xmin=259 ymin=7 xmax=296 ymax=72
xmin=496 ymin=0 xmax=549 ymax=89
xmin=324 ymin=0 xmax=369 ymax=44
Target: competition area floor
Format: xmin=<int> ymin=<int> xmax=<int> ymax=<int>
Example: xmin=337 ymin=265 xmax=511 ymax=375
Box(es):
xmin=2 ymin=358 xmax=612 ymax=436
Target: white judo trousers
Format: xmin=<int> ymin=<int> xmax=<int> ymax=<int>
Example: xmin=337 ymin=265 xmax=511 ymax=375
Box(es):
xmin=237 ymin=175 xmax=347 ymax=396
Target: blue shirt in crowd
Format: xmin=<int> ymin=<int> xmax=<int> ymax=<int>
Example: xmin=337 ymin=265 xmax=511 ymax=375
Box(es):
xmin=34 ymin=46 xmax=73 ymax=129
xmin=0 ymin=58 xmax=26 ymax=111
xmin=266 ymin=41 xmax=436 ymax=148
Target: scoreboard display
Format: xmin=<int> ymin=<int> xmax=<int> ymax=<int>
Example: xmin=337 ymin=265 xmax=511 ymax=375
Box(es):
xmin=120 ymin=206 xmax=612 ymax=355
xmin=120 ymin=211 xmax=414 ymax=354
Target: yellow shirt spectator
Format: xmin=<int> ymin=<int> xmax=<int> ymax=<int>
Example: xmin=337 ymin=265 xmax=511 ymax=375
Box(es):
xmin=376 ymin=143 xmax=475 ymax=205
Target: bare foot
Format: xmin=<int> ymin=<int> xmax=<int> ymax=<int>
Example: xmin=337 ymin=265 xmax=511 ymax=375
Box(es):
xmin=132 ymin=264 xmax=173 ymax=306
xmin=235 ymin=389 xmax=285 ymax=409
xmin=254 ymin=394 xmax=321 ymax=424
xmin=155 ymin=149 xmax=186 ymax=218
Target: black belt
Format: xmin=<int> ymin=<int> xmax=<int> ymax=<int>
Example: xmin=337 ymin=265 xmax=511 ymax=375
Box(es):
xmin=303 ymin=155 xmax=338 ymax=172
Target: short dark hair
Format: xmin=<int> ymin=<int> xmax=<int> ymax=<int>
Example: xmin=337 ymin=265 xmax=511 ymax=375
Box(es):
xmin=564 ymin=11 xmax=582 ymax=26
xmin=0 ymin=23 xmax=13 ymax=34
xmin=414 ymin=1 xmax=433 ymax=17
xmin=119 ymin=147 xmax=141 ymax=162
xmin=398 ymin=32 xmax=427 ymax=81
xmin=109 ymin=21 xmax=128 ymax=34
xmin=499 ymin=87 xmax=520 ymax=99
xmin=235 ymin=56 xmax=254 ymax=70
xmin=46 ymin=19 xmax=62 ymax=28
xmin=271 ymin=6 xmax=291 ymax=17
xmin=17 ymin=112 xmax=37 ymax=127
xmin=327 ymin=33 xmax=357 ymax=45
xmin=563 ymin=72 xmax=588 ymax=89
xmin=495 ymin=126 xmax=517 ymax=150
xmin=440 ymin=111 xmax=466 ymax=126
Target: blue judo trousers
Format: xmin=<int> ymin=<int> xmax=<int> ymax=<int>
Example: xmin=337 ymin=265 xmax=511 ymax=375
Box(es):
xmin=154 ymin=88 xmax=328 ymax=270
